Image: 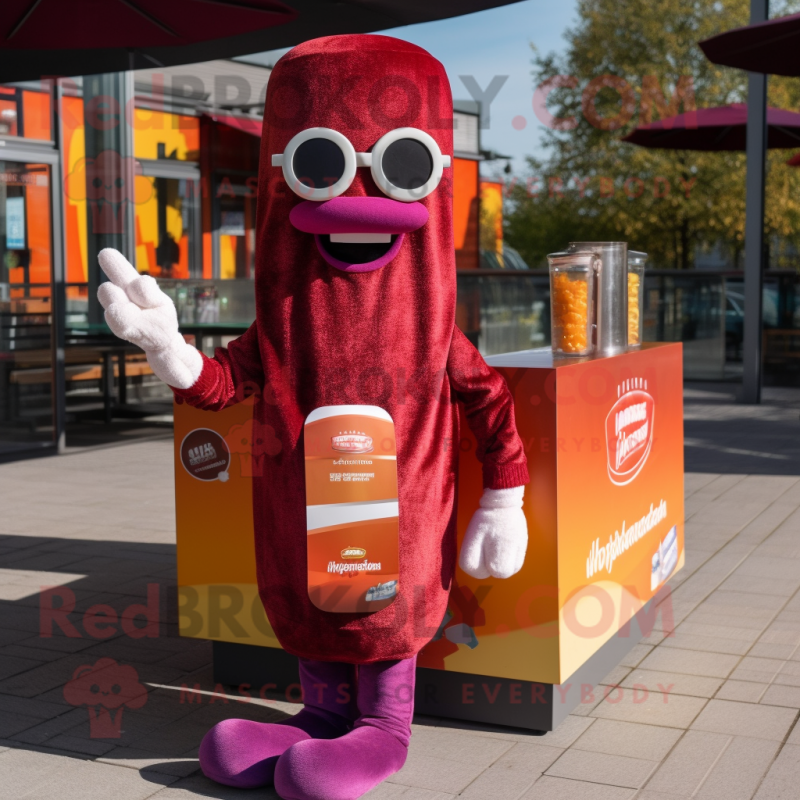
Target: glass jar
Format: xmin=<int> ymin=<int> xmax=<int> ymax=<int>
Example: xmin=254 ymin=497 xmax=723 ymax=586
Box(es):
xmin=627 ymin=251 xmax=647 ymax=348
xmin=567 ymin=241 xmax=628 ymax=356
xmin=547 ymin=252 xmax=597 ymax=356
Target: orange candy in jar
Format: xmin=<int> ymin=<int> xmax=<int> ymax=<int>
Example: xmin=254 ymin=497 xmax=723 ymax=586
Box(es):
xmin=627 ymin=251 xmax=646 ymax=348
xmin=548 ymin=252 xmax=596 ymax=357
xmin=552 ymin=273 xmax=590 ymax=353
xmin=627 ymin=272 xmax=640 ymax=345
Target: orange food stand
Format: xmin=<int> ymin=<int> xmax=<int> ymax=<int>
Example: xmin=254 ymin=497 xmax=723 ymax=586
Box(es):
xmin=175 ymin=342 xmax=684 ymax=730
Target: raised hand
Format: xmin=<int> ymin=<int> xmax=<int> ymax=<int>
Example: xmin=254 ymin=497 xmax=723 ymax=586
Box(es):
xmin=459 ymin=486 xmax=528 ymax=579
xmin=97 ymin=248 xmax=203 ymax=390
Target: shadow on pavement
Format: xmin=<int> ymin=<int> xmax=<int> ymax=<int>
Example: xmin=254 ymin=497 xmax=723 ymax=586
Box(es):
xmin=0 ymin=533 xmax=290 ymax=796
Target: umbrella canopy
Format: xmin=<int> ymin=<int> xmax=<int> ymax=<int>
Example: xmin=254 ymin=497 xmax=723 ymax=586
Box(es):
xmin=2 ymin=0 xmax=297 ymax=50
xmin=622 ymin=103 xmax=800 ymax=151
xmin=699 ymin=12 xmax=800 ymax=77
xmin=0 ymin=0 xmax=523 ymax=81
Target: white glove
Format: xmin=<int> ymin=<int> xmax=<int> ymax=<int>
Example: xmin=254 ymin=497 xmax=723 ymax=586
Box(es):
xmin=459 ymin=486 xmax=528 ymax=579
xmin=97 ymin=248 xmax=203 ymax=390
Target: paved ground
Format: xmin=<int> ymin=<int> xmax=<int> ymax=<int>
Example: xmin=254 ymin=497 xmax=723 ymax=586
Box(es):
xmin=1 ymin=385 xmax=800 ymax=799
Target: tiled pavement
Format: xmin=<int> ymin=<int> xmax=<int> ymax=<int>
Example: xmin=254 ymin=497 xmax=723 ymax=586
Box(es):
xmin=1 ymin=385 xmax=800 ymax=799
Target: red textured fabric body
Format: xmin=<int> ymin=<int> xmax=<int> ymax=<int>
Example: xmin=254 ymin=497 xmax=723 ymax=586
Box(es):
xmin=175 ymin=34 xmax=528 ymax=663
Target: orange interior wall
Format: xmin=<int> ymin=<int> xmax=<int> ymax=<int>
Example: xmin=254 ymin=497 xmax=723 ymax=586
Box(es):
xmin=62 ymin=95 xmax=88 ymax=288
xmin=22 ymin=90 xmax=52 ymax=140
xmin=453 ymin=157 xmax=479 ymax=271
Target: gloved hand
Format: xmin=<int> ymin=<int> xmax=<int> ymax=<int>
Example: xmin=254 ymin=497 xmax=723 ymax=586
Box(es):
xmin=97 ymin=248 xmax=203 ymax=390
xmin=459 ymin=486 xmax=528 ymax=579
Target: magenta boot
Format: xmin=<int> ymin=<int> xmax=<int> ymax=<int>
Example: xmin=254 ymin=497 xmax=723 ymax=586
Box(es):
xmin=274 ymin=657 xmax=415 ymax=800
xmin=199 ymin=659 xmax=358 ymax=788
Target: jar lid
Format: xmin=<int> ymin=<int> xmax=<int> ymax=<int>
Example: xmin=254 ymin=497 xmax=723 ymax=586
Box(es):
xmin=567 ymin=241 xmax=627 ymax=251
xmin=628 ymin=251 xmax=648 ymax=268
xmin=547 ymin=251 xmax=596 ymax=268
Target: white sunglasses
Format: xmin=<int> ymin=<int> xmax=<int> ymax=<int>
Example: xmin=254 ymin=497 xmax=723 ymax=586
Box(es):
xmin=271 ymin=127 xmax=452 ymax=203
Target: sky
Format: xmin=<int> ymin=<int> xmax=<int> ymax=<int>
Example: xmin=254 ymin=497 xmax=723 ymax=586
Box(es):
xmin=236 ymin=0 xmax=578 ymax=178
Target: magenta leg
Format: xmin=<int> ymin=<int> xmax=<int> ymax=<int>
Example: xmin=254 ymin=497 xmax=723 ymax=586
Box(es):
xmin=274 ymin=656 xmax=416 ymax=800
xmin=199 ymin=658 xmax=357 ymax=788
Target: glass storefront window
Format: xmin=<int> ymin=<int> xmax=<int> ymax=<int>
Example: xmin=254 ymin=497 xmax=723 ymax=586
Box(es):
xmin=133 ymin=110 xmax=200 ymax=162
xmin=135 ymin=176 xmax=200 ymax=278
xmin=215 ymin=173 xmax=256 ymax=279
xmin=0 ymin=86 xmax=52 ymax=141
xmin=0 ymin=161 xmax=55 ymax=454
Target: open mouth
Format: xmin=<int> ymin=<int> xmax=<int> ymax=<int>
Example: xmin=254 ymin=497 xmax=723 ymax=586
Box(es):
xmin=314 ymin=232 xmax=405 ymax=273
xmin=289 ymin=197 xmax=428 ymax=274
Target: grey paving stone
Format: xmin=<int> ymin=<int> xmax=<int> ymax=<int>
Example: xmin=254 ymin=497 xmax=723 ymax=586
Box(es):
xmin=0 ymin=711 xmax=43 ymax=739
xmin=571 ymin=719 xmax=682 ymax=761
xmin=43 ymin=732 xmax=119 ymax=756
xmin=618 ymin=644 xmax=653 ymax=669
xmin=545 ymin=748 xmax=657 ymax=789
xmin=98 ymin=748 xmax=201 ymax=778
xmin=658 ymin=631 xmax=752 ymax=656
xmin=715 ymin=680 xmax=768 ymax=703
xmin=693 ymin=735 xmax=780 ymax=800
xmin=0 ymin=694 xmax=72 ymax=720
xmin=664 ymin=615 xmax=758 ymax=644
xmin=747 ymin=642 xmax=797 ymax=660
xmin=390 ymin=750 xmax=488 ymax=794
xmin=591 ymin=687 xmax=707 ymax=729
xmin=690 ymin=699 xmax=798 ymax=741
xmin=407 ymin=726 xmax=512 ymax=768
xmin=728 ymin=656 xmax=785 ymax=684
xmin=760 ymin=684 xmax=800 ymax=709
xmin=532 ymin=716 xmax=596 ymax=749
xmin=752 ymin=743 xmax=800 ymax=800
xmin=363 ymin=785 xmax=456 ymax=800
xmin=0 ymin=746 xmax=177 ymax=799
xmin=459 ymin=742 xmax=563 ymax=800
xmin=620 ymin=669 xmax=724 ymax=699
xmin=148 ymin=773 xmax=279 ymax=798
xmin=719 ymin=573 xmax=800 ymax=597
xmin=520 ymin=775 xmax=636 ymax=799
xmin=645 ymin=730 xmax=729 ymax=796
xmin=637 ymin=647 xmax=740 ymax=680
xmin=0 ymin=654 xmax=47 ymax=681
xmin=599 ymin=666 xmax=631 ymax=687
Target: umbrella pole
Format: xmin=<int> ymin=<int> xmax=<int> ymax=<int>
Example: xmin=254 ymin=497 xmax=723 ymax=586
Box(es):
xmin=742 ymin=0 xmax=769 ymax=404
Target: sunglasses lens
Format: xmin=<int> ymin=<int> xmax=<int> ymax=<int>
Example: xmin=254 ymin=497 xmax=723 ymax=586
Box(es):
xmin=293 ymin=138 xmax=346 ymax=189
xmin=382 ymin=138 xmax=434 ymax=191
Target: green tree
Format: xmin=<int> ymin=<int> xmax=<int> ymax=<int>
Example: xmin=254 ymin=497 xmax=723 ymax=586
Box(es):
xmin=505 ymin=0 xmax=800 ymax=270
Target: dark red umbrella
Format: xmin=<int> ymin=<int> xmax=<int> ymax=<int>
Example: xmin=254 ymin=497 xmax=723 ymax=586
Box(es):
xmin=1 ymin=0 xmax=297 ymax=49
xmin=699 ymin=13 xmax=800 ymax=77
xmin=0 ymin=0 xmax=524 ymax=81
xmin=622 ymin=103 xmax=800 ymax=150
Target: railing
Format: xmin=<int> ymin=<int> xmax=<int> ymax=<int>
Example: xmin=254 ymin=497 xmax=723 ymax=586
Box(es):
xmin=456 ymin=269 xmax=800 ymax=382
xmin=55 ymin=270 xmax=800 ymax=383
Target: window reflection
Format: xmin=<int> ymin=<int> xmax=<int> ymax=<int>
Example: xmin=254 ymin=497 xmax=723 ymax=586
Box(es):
xmin=135 ymin=177 xmax=199 ymax=278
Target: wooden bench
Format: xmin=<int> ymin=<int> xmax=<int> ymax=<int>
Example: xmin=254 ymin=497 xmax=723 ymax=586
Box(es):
xmin=9 ymin=360 xmax=153 ymax=385
xmin=7 ymin=354 xmax=153 ymax=423
xmin=763 ymin=330 xmax=800 ymax=367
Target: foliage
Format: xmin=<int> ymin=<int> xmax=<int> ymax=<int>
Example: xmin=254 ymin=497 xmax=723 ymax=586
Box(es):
xmin=505 ymin=0 xmax=800 ymax=270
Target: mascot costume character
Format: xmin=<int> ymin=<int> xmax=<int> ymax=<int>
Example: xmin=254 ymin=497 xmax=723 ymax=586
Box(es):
xmin=97 ymin=34 xmax=530 ymax=800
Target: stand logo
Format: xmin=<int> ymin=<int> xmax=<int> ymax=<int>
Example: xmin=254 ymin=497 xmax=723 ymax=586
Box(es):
xmin=180 ymin=428 xmax=230 ymax=482
xmin=331 ymin=431 xmax=373 ymax=454
xmin=605 ymin=378 xmax=654 ymax=485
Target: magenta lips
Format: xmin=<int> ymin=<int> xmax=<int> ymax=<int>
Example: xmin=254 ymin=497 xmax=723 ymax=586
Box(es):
xmin=290 ymin=197 xmax=428 ymax=273
xmin=290 ymin=197 xmax=429 ymax=235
